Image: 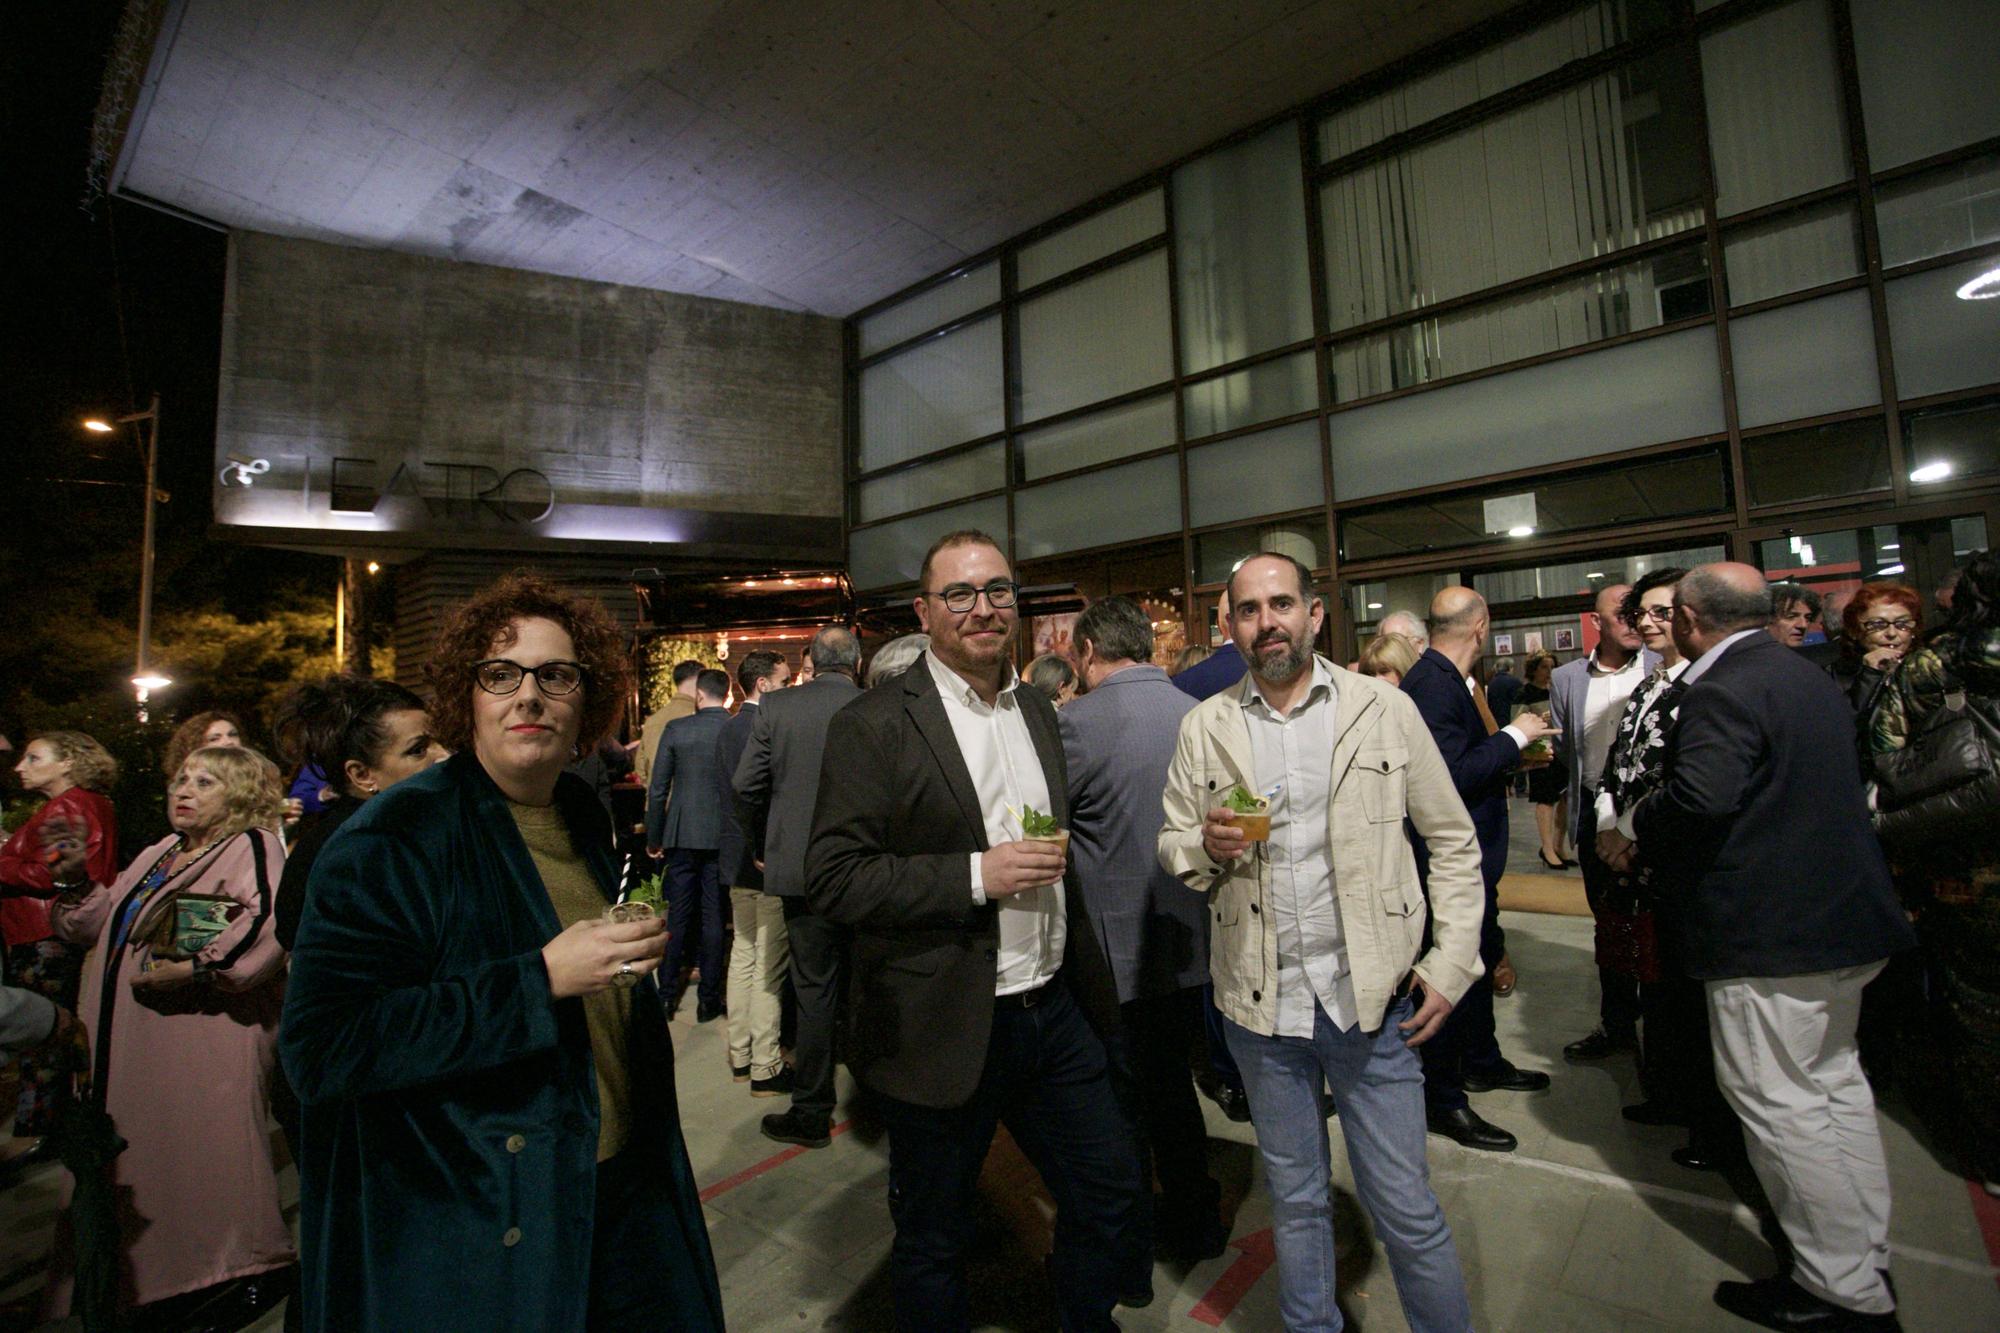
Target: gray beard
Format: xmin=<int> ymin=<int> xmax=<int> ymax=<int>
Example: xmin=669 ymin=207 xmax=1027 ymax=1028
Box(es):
xmin=1252 ymin=636 xmax=1310 ymax=684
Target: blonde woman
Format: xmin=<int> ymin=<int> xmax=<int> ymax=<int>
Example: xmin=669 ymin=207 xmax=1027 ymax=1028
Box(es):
xmin=1357 ymin=632 xmax=1420 ymax=686
xmin=42 ymin=745 xmax=293 ymax=1327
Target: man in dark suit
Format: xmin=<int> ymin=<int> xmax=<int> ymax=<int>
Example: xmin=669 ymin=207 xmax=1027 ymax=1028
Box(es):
xmin=1171 ymin=588 xmax=1245 ymax=702
xmin=1401 ymin=586 xmax=1556 ymax=1152
xmin=733 ymin=625 xmax=862 ymax=1148
xmin=646 ymin=667 xmax=732 ymax=1020
xmin=1625 ymin=563 xmax=1913 ymax=1332
xmin=1058 ymin=595 xmax=1224 ymax=1266
xmin=718 ymin=650 xmax=791 ymax=1094
xmin=807 ymin=530 xmax=1144 ymax=1332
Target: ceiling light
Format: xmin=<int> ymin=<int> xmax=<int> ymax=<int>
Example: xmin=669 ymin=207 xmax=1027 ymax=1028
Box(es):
xmin=132 ymin=673 xmax=172 ymax=691
xmin=1876 ymin=563 xmax=1906 ymax=575
xmin=1881 ymin=543 xmax=1900 ymax=550
xmin=1587 ymin=571 xmax=1605 ymax=578
xmin=1909 ymin=461 xmax=1952 ymax=484
xmin=365 ymin=561 xmax=381 ymax=575
xmin=1508 ymin=525 xmax=1534 ymax=538
xmin=1955 ymin=265 xmax=2000 ymax=300
xmin=82 ymin=419 xmax=114 ymax=434
xmin=1367 ymin=602 xmax=1383 ymax=610
xmin=743 ymin=580 xmax=758 ymax=588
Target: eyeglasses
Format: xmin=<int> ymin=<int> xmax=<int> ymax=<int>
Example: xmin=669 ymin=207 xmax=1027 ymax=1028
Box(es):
xmin=923 ymin=580 xmax=1019 ymax=614
xmin=474 ymin=659 xmax=586 ymax=696
xmin=1626 ymin=606 xmax=1675 ymax=624
xmin=1860 ymin=618 xmax=1916 ymax=634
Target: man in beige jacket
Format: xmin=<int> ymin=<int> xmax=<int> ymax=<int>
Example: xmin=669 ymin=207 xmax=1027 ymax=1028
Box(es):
xmin=1158 ymin=552 xmax=1486 ymax=1333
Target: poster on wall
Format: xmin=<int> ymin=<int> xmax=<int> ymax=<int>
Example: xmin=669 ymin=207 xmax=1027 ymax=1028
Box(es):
xmin=1554 ymin=627 xmax=1577 ymax=652
xmin=1493 ymin=632 xmax=1515 ymax=656
xmin=1032 ymin=613 xmax=1080 ymax=665
xmin=1524 ymin=630 xmax=1545 ymax=654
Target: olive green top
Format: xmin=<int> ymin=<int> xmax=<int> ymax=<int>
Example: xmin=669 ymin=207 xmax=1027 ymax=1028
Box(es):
xmin=507 ymin=799 xmax=632 ymax=1163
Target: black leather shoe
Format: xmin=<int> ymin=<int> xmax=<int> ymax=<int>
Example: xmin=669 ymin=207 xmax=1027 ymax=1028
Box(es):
xmin=1426 ymin=1106 xmax=1518 ymax=1152
xmin=1622 ymin=1100 xmax=1689 ymax=1127
xmin=731 ymin=1064 xmax=751 ymax=1083
xmin=1463 ymin=1061 xmax=1551 ymax=1093
xmin=760 ymin=1108 xmax=831 ymax=1149
xmin=1713 ymin=1275 xmax=1901 ymax=1330
xmin=751 ymin=1069 xmax=795 ymax=1098
xmin=1158 ymin=1211 xmax=1230 ymax=1265
xmin=1673 ymin=1145 xmax=1717 ymax=1172
xmin=1197 ymin=1074 xmax=1252 ymax=1123
xmin=696 ymin=1000 xmax=724 ymax=1023
xmin=1563 ymin=1027 xmax=1637 ymax=1062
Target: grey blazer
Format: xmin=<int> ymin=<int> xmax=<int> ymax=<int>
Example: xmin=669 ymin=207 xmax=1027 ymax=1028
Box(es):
xmin=1059 ymin=664 xmax=1208 ymax=1003
xmin=646 ymin=707 xmax=730 ymax=851
xmin=1549 ymin=647 xmax=1660 ymax=843
xmin=0 ymin=985 xmax=57 ymax=1052
xmin=733 ymin=673 xmax=861 ymax=896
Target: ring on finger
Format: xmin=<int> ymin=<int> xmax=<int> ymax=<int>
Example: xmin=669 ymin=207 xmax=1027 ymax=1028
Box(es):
xmin=611 ymin=960 xmax=639 ymax=989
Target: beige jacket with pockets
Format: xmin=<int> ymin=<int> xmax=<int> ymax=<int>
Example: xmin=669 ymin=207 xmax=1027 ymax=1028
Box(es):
xmin=1156 ymin=658 xmax=1487 ymax=1038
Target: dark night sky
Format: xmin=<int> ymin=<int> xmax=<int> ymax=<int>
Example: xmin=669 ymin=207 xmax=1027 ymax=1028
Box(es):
xmin=3 ymin=2 xmax=328 ymax=674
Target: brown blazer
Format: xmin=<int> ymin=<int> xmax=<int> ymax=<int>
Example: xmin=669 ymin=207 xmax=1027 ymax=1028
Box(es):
xmin=803 ymin=654 xmax=1121 ymax=1108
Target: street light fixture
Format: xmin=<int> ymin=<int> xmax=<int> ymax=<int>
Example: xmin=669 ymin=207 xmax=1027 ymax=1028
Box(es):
xmin=81 ymin=393 xmax=168 ymax=720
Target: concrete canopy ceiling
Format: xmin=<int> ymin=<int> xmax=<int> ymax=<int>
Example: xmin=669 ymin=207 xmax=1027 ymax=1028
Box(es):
xmin=113 ymin=0 xmax=1524 ymax=317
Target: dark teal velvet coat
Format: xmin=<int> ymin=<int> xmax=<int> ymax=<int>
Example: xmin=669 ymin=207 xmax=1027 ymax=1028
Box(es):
xmin=280 ymin=753 xmax=724 ymax=1331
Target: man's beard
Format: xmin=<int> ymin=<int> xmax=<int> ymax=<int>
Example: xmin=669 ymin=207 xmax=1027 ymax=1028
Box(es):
xmin=1252 ymin=631 xmax=1310 ymax=684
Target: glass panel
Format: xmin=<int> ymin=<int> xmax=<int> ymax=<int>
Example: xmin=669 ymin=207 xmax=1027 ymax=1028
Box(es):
xmin=1014 ymin=454 xmax=1181 ymax=558
xmin=1328 ymin=245 xmax=1711 ymax=402
xmin=1757 ymin=514 xmax=1986 ymax=629
xmin=1723 ymin=202 xmax=1863 ymax=306
xmin=857 ymin=263 xmax=1000 ymax=357
xmin=1742 ymin=418 xmax=1892 ymax=507
xmin=1017 ymin=190 xmax=1165 ymax=289
xmin=848 ymin=496 xmax=1006 ymax=591
xmin=1340 ymin=450 xmax=1730 ymax=561
xmin=1187 ymin=420 xmax=1323 ymax=528
xmin=1015 ymin=252 xmax=1173 ymax=423
xmin=1728 ymin=289 xmax=1881 ymax=427
xmin=857 ymin=315 xmax=1003 ymax=472
xmin=1317 ymin=0 xmax=1673 ymax=161
xmin=1851 ymin=0 xmax=2000 ymax=171
xmin=1876 ymin=150 xmax=2000 ymax=268
xmin=1701 ymin=0 xmax=1850 ymax=216
xmin=1320 ymin=47 xmax=1708 ymax=335
xmin=1904 ymin=396 xmax=2000 ymax=488
xmin=1884 ymin=256 xmax=2000 ymax=398
xmin=1185 ymin=351 xmax=1318 ymax=439
xmin=1474 ymin=545 xmax=1726 ymax=606
xmin=1174 ymin=121 xmax=1314 ymax=374
xmin=1197 ymin=521 xmax=1326 ymax=586
xmin=855 ymin=443 xmax=1006 ymax=523
xmin=1344 ymin=572 xmax=1460 ymax=648
xmin=1328 ymin=326 xmax=1725 ymax=500
xmin=1017 ymin=393 xmax=1175 ymax=481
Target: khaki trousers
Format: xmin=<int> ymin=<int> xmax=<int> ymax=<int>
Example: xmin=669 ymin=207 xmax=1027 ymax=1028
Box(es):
xmin=726 ymin=887 xmax=790 ymax=1080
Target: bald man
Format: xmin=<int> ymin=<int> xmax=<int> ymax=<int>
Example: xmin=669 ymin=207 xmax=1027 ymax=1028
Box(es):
xmin=1400 ymin=586 xmax=1556 ymax=1151
xmin=1550 ymin=583 xmax=1655 ymax=1064
xmin=1626 ymin=563 xmax=1911 ymax=1330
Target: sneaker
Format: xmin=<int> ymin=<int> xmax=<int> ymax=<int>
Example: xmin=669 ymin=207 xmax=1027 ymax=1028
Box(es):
xmin=760 ymin=1108 xmax=832 ymax=1149
xmin=751 ymin=1069 xmax=795 ymax=1098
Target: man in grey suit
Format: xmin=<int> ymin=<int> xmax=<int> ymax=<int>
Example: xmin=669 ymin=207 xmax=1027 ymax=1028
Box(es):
xmin=1059 ymin=596 xmax=1226 ymax=1265
xmin=1548 ymin=585 xmax=1657 ymax=1062
xmin=648 ymin=667 xmax=733 ymax=1021
xmin=734 ymin=625 xmax=862 ymax=1148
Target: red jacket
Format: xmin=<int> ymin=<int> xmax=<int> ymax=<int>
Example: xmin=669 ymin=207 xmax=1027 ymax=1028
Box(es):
xmin=0 ymin=787 xmax=120 ymax=948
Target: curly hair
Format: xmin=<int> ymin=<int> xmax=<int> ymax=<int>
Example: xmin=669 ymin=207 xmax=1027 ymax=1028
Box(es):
xmin=1840 ymin=581 xmax=1922 ymax=646
xmin=163 ymin=709 xmax=246 ymax=780
xmin=425 ymin=572 xmax=633 ymax=754
xmin=1620 ymin=566 xmax=1688 ymax=625
xmin=176 ymin=744 xmax=286 ymax=840
xmin=1523 ymin=650 xmax=1560 ymax=684
xmin=31 ymin=730 xmax=119 ymax=793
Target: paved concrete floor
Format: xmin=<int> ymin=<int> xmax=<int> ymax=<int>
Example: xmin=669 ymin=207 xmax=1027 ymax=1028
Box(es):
xmin=5 ymin=911 xmax=1996 ymax=1331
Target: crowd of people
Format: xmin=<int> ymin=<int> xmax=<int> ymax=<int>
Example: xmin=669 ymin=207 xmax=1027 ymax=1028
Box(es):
xmin=0 ymin=534 xmax=1992 ymax=1332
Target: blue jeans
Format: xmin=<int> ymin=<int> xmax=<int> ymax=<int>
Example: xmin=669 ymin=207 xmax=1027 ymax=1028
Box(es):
xmin=1224 ymin=998 xmax=1472 ymax=1333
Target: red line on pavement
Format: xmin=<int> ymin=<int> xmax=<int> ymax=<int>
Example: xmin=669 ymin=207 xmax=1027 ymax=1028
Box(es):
xmin=698 ymin=1121 xmax=852 ymax=1203
xmin=1188 ymin=1227 xmax=1277 ymax=1326
xmin=1968 ymin=1179 xmax=2000 ymax=1292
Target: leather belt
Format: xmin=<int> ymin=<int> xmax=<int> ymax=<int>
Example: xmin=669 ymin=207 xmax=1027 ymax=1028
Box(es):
xmin=995 ymin=983 xmax=1051 ymax=1010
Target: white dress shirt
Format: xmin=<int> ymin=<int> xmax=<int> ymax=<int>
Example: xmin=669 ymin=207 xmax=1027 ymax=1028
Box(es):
xmin=1465 ymin=674 xmax=1531 ymax=751
xmin=925 ymin=651 xmax=1065 ymax=996
xmin=1243 ymin=659 xmax=1358 ymax=1036
xmin=1580 ymin=652 xmax=1648 ymax=793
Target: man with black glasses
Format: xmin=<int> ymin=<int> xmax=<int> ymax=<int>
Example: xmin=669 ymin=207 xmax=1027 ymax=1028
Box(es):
xmin=806 ymin=529 xmax=1144 ymax=1332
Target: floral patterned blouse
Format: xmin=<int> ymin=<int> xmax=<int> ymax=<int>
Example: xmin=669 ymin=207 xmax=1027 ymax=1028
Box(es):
xmin=1596 ymin=659 xmax=1691 ymax=905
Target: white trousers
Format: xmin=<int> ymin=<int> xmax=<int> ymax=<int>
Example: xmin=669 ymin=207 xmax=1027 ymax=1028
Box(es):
xmin=726 ymin=886 xmax=790 ymax=1080
xmin=1706 ymin=963 xmax=1894 ymax=1315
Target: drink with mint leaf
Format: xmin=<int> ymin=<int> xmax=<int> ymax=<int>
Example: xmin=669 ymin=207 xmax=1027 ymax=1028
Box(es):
xmin=1222 ymin=785 xmax=1271 ymax=841
xmin=1012 ymin=804 xmax=1070 ymax=857
xmin=608 ymin=870 xmax=665 ymax=924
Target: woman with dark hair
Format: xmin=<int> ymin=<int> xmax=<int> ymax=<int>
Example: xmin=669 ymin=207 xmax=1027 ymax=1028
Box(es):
xmin=1870 ymin=549 xmax=2000 ymax=1196
xmin=281 ymin=573 xmax=723 ymax=1332
xmin=42 ymin=744 xmax=293 ymax=1326
xmin=0 ymin=731 xmax=120 ymax=1153
xmin=163 ymin=709 xmax=247 ymax=782
xmin=1831 ymin=581 xmax=1923 ymax=744
xmin=1517 ymin=651 xmax=1568 ymax=868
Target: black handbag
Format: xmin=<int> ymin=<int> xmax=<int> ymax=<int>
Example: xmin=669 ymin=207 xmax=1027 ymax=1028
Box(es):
xmin=1872 ymin=687 xmax=2000 ymax=850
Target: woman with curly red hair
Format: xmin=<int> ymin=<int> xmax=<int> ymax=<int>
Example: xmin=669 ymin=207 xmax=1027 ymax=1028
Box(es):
xmin=281 ymin=572 xmax=723 ymax=1333
xmin=1829 ymin=581 xmax=1923 ymax=752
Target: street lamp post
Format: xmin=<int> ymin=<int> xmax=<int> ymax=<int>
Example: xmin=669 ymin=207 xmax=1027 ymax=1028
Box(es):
xmin=83 ymin=393 xmax=168 ymax=720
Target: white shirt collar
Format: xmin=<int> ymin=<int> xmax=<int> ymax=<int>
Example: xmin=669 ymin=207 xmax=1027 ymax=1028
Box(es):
xmin=925 ymin=649 xmax=1019 ymax=709
xmin=1681 ymin=628 xmax=1764 ymax=687
xmin=1587 ymin=648 xmax=1644 ymax=677
xmin=1242 ymin=656 xmax=1335 ymax=718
